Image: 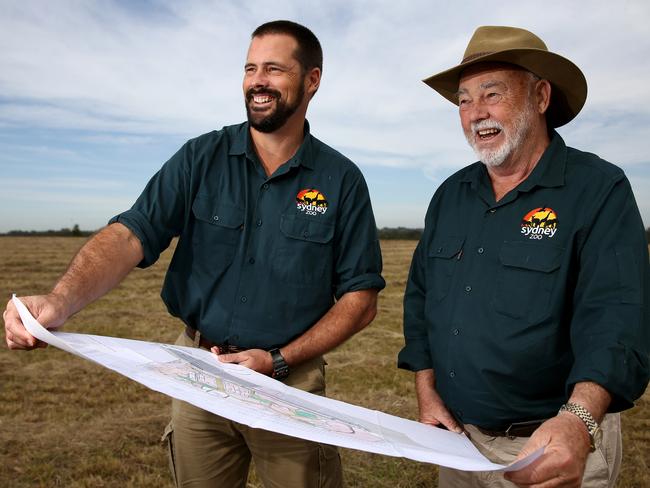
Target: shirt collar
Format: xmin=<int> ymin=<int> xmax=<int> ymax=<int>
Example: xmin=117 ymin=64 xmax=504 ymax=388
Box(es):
xmin=461 ymin=130 xmax=567 ymax=191
xmin=228 ymin=120 xmax=315 ymax=170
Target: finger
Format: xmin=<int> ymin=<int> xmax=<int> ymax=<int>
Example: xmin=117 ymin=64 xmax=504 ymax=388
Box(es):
xmin=215 ymin=351 xmax=245 ymax=364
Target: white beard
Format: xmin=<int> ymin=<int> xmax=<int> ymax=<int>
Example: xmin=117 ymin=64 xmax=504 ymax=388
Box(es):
xmin=465 ymin=101 xmax=535 ymax=168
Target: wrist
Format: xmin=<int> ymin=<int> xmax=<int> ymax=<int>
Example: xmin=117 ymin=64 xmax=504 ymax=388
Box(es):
xmin=559 ymin=402 xmax=602 ymax=451
xmin=269 ymin=348 xmax=290 ymax=380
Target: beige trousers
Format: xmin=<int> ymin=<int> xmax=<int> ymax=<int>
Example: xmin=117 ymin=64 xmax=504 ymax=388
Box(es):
xmin=162 ymin=331 xmax=343 ymax=488
xmin=438 ymin=413 xmax=622 ymax=487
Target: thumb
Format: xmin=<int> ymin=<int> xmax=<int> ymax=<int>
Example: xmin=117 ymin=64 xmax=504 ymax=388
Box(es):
xmin=211 ymin=348 xmax=243 ymax=364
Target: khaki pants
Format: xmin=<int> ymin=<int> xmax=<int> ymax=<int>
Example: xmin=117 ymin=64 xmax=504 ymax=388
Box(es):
xmin=438 ymin=413 xmax=622 ymax=487
xmin=162 ymin=331 xmax=343 ymax=488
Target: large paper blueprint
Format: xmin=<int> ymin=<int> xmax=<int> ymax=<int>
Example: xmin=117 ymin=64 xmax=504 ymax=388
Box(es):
xmin=13 ymin=295 xmax=542 ymax=472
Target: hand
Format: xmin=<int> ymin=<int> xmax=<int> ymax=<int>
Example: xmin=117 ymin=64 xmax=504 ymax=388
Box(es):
xmin=504 ymin=412 xmax=591 ymax=487
xmin=415 ymin=369 xmax=463 ymax=433
xmin=212 ymin=348 xmax=273 ymax=376
xmin=4 ymin=294 xmax=70 ymax=350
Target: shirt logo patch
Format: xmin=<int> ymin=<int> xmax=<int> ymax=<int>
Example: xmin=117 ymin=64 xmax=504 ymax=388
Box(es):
xmin=521 ymin=207 xmax=558 ymax=239
xmin=296 ymin=188 xmax=328 ymax=216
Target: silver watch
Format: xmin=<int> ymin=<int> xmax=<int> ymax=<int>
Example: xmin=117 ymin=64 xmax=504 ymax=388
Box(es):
xmin=559 ymin=402 xmax=602 ymax=451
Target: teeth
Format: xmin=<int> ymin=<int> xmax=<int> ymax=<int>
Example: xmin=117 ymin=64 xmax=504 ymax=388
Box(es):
xmin=478 ymin=128 xmax=500 ymax=136
xmin=253 ymin=95 xmax=273 ymax=103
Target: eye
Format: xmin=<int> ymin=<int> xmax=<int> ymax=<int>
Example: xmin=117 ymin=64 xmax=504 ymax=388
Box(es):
xmin=485 ymin=91 xmax=502 ymax=103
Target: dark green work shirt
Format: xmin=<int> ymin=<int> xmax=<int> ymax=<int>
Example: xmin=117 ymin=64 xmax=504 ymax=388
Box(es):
xmin=398 ymin=131 xmax=649 ymax=428
xmin=110 ymin=122 xmax=385 ymax=349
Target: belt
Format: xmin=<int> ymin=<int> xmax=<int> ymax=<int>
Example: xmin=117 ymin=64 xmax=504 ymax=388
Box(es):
xmin=184 ymin=326 xmax=247 ymax=354
xmin=475 ymin=419 xmax=546 ymax=438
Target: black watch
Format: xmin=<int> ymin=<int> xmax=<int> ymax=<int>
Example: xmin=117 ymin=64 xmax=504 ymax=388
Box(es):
xmin=269 ymin=348 xmax=290 ymax=380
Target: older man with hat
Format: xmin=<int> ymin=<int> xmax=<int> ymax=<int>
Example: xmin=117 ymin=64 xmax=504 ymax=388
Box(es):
xmin=399 ymin=26 xmax=649 ymax=487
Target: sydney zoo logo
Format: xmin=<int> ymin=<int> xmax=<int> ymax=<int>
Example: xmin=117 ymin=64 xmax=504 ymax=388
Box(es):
xmin=296 ymin=188 xmax=328 ymax=216
xmin=520 ymin=207 xmax=558 ymax=239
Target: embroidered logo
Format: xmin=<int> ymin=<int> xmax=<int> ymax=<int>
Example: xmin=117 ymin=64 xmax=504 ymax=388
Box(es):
xmin=520 ymin=207 xmax=558 ymax=239
xmin=296 ymin=188 xmax=328 ymax=216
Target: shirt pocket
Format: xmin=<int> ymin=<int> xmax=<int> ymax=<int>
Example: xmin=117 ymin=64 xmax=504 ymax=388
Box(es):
xmin=426 ymin=236 xmax=465 ymax=302
xmin=493 ymin=241 xmax=563 ymax=321
xmin=272 ymin=214 xmax=335 ymax=286
xmin=191 ymin=195 xmax=244 ymax=270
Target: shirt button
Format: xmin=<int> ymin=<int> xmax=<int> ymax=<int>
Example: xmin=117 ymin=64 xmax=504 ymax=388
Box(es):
xmin=477 ymin=247 xmax=484 ymax=254
xmin=465 ymin=286 xmax=472 ymax=292
xmin=262 ymin=183 xmax=269 ymax=190
xmin=449 ymin=370 xmax=456 ymax=378
xmin=240 ymin=296 xmax=247 ymax=303
xmin=489 ymin=209 xmax=496 ymax=213
xmin=437 ymin=247 xmax=443 ymax=253
xmin=303 ymin=231 xmax=309 ymax=238
xmin=248 ymin=257 xmax=255 ymax=264
xmin=256 ymin=219 xmax=262 ymax=227
xmin=213 ymin=215 xmax=220 ymax=221
xmin=452 ymin=328 xmax=460 ymax=336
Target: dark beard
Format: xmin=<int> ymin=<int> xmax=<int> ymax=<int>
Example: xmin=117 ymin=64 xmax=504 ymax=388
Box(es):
xmin=245 ymin=84 xmax=304 ymax=133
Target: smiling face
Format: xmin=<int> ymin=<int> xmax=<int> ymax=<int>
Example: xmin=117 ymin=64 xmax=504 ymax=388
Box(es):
xmin=243 ymin=34 xmax=312 ymax=133
xmin=457 ymin=64 xmax=542 ymax=168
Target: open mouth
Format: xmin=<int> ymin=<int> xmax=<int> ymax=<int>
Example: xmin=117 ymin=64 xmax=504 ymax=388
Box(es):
xmin=477 ymin=127 xmax=501 ymax=141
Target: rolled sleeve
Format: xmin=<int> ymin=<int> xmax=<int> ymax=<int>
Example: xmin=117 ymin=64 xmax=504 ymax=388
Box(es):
xmin=398 ymin=238 xmax=433 ymax=371
xmin=109 ymin=141 xmax=193 ymax=268
xmin=332 ymin=172 xmax=385 ymax=298
xmin=567 ymin=176 xmax=650 ymax=410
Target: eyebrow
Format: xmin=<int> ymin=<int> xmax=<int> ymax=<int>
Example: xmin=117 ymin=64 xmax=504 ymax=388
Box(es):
xmin=455 ymin=80 xmax=507 ymax=99
xmin=245 ymin=61 xmax=292 ymax=70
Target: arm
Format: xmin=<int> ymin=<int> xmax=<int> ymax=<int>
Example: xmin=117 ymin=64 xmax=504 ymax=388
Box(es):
xmin=505 ymin=382 xmax=611 ymax=488
xmin=215 ymin=288 xmax=378 ymax=375
xmin=506 ymin=174 xmax=646 ymax=487
xmin=4 ymin=222 xmax=143 ymax=349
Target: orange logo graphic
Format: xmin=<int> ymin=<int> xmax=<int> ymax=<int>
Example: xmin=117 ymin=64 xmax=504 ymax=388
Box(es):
xmin=296 ymin=188 xmax=328 ymax=215
xmin=521 ymin=207 xmax=558 ymax=239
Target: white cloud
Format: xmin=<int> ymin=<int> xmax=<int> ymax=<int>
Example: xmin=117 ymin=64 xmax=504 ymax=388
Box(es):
xmin=0 ymin=0 xmax=649 ymax=229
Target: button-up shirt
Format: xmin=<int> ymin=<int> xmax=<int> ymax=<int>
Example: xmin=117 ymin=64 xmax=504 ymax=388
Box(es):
xmin=110 ymin=122 xmax=385 ymax=349
xmin=398 ymin=131 xmax=649 ymax=428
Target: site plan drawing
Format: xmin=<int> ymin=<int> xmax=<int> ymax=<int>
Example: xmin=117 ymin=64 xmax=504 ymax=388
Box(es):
xmin=13 ymin=295 xmax=542 ymax=472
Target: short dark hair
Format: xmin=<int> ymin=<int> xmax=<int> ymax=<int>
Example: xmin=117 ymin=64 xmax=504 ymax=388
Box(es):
xmin=252 ymin=20 xmax=323 ymax=73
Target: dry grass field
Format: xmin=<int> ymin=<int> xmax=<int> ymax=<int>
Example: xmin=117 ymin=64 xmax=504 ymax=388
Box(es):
xmin=0 ymin=237 xmax=648 ymax=487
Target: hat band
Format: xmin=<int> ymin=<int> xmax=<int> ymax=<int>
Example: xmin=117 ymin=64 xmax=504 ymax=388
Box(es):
xmin=461 ymin=51 xmax=494 ymax=64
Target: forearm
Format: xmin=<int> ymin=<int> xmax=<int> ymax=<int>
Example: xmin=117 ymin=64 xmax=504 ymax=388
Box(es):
xmin=280 ymin=289 xmax=378 ymax=367
xmin=566 ymin=381 xmax=612 ymax=423
xmin=51 ymin=223 xmax=144 ymax=317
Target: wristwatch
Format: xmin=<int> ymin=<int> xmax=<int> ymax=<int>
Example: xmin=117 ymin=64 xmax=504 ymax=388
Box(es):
xmin=559 ymin=402 xmax=602 ymax=451
xmin=269 ymin=348 xmax=290 ymax=380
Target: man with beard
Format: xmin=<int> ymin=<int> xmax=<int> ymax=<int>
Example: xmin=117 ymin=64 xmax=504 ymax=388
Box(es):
xmin=4 ymin=20 xmax=384 ymax=488
xmin=399 ymin=26 xmax=649 ymax=487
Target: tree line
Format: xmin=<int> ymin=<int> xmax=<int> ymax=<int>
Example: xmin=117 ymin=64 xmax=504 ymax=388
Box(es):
xmin=3 ymin=226 xmax=650 ymax=243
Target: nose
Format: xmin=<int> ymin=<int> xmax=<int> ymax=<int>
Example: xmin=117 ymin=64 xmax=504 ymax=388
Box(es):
xmin=466 ymin=99 xmax=490 ymax=123
xmin=247 ymin=69 xmax=268 ymax=89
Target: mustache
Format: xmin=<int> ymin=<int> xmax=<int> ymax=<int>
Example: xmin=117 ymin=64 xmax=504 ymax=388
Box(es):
xmin=471 ymin=119 xmax=504 ymax=133
xmin=246 ymin=87 xmax=282 ymax=102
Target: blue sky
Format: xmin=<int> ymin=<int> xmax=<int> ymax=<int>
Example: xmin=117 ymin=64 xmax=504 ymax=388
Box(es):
xmin=1 ymin=0 xmax=649 ymax=231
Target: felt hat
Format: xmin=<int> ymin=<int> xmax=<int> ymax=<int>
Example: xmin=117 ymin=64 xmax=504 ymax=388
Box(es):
xmin=423 ymin=26 xmax=587 ymax=127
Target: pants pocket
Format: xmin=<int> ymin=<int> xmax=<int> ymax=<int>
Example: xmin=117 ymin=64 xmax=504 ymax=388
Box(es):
xmin=161 ymin=421 xmax=178 ymax=487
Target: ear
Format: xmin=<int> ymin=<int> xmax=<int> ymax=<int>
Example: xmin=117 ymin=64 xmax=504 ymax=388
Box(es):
xmin=536 ymin=79 xmax=552 ymax=115
xmin=305 ymin=67 xmax=321 ymax=99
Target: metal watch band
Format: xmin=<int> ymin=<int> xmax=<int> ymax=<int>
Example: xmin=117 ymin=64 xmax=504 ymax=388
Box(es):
xmin=269 ymin=348 xmax=290 ymax=380
xmin=559 ymin=402 xmax=601 ymax=451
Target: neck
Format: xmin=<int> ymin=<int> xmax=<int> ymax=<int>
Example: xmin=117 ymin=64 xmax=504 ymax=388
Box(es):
xmin=487 ymin=127 xmax=550 ymax=201
xmin=250 ymin=113 xmax=306 ymax=177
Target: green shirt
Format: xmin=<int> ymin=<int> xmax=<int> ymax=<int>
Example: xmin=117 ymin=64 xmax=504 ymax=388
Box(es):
xmin=398 ymin=131 xmax=649 ymax=428
xmin=110 ymin=122 xmax=385 ymax=349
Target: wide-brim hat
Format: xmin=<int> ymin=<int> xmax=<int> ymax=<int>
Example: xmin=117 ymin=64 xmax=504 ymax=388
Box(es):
xmin=423 ymin=26 xmax=587 ymax=128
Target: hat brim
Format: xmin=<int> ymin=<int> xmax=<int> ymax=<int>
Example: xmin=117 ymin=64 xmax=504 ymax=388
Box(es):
xmin=423 ymin=48 xmax=587 ymax=128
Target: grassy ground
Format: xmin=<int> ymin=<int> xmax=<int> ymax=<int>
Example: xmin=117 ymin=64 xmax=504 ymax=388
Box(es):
xmin=0 ymin=237 xmax=648 ymax=487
